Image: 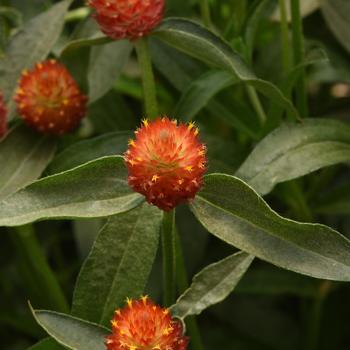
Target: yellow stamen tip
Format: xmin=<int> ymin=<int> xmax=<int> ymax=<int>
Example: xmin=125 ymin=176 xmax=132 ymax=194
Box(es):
xmin=152 ymin=175 xmax=159 ymax=183
xmin=188 ymin=121 xmax=195 ymax=130
xmin=126 ymin=297 xmax=133 ymax=308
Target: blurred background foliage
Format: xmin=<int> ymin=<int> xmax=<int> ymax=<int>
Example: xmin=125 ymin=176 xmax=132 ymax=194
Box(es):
xmin=1 ymin=0 xmax=350 ymax=349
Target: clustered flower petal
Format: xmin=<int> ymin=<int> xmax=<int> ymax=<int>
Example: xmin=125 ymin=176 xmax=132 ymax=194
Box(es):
xmin=124 ymin=117 xmax=207 ymax=211
xmin=106 ymin=297 xmax=188 ymax=350
xmin=14 ymin=60 xmax=87 ymax=135
xmin=0 ymin=92 xmax=7 ymax=139
xmin=88 ymin=0 xmax=165 ymax=40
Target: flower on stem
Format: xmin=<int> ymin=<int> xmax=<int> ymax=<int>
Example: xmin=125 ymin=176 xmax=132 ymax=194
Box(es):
xmin=124 ymin=117 xmax=207 ymax=211
xmin=0 ymin=92 xmax=8 ymax=139
xmin=106 ymin=296 xmax=188 ymax=350
xmin=14 ymin=60 xmax=87 ymax=135
xmin=88 ymin=0 xmax=165 ymax=40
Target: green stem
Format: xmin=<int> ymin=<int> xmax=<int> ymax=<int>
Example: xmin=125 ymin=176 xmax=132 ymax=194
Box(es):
xmin=162 ymin=210 xmax=176 ymax=307
xmin=64 ymin=7 xmax=90 ymax=23
xmin=135 ymin=37 xmax=159 ymax=120
xmin=12 ymin=225 xmax=69 ymax=313
xmin=290 ymin=0 xmax=308 ymax=117
xmin=199 ymin=0 xmax=212 ymax=28
xmin=175 ymin=232 xmax=205 ymax=350
xmin=305 ymin=281 xmax=332 ymax=350
xmin=246 ymin=86 xmax=267 ymax=126
xmin=278 ymin=0 xmax=291 ymax=73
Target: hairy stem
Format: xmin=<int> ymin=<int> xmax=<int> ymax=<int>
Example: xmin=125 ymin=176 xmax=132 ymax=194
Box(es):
xmin=278 ymin=0 xmax=291 ymax=73
xmin=135 ymin=37 xmax=159 ymax=120
xmin=199 ymin=0 xmax=212 ymax=28
xmin=162 ymin=210 xmax=176 ymax=306
xmin=290 ymin=0 xmax=308 ymax=117
xmin=175 ymin=232 xmax=205 ymax=350
xmin=246 ymin=86 xmax=267 ymax=126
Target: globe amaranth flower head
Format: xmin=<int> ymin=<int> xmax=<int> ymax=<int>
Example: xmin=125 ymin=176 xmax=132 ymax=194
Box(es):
xmin=14 ymin=60 xmax=87 ymax=135
xmin=0 ymin=92 xmax=7 ymax=138
xmin=124 ymin=117 xmax=207 ymax=211
xmin=88 ymin=0 xmax=164 ymax=40
xmin=106 ymin=296 xmax=188 ymax=350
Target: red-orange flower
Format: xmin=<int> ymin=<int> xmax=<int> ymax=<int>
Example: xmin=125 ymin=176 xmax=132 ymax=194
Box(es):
xmin=106 ymin=297 xmax=188 ymax=350
xmin=14 ymin=60 xmax=87 ymax=135
xmin=124 ymin=117 xmax=207 ymax=211
xmin=0 ymin=92 xmax=7 ymax=138
xmin=88 ymin=0 xmax=164 ymax=40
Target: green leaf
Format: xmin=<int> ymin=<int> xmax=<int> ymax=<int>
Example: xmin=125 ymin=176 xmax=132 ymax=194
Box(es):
xmin=47 ymin=131 xmax=131 ymax=174
xmin=320 ymin=0 xmax=350 ymax=55
xmin=174 ymin=70 xmax=238 ymax=121
xmin=88 ymin=40 xmax=133 ymax=103
xmin=0 ymin=125 xmax=56 ymax=200
xmin=272 ymin=0 xmax=319 ymax=21
xmin=32 ymin=309 xmax=108 ymax=350
xmin=236 ymin=119 xmax=350 ymax=196
xmin=171 ymin=252 xmax=254 ymax=319
xmin=244 ymin=0 xmax=276 ymax=62
xmin=28 ymin=338 xmax=63 ymax=350
xmin=191 ymin=173 xmax=350 ymax=281
xmin=154 ymin=18 xmax=299 ymax=120
xmin=0 ymin=156 xmax=143 ymax=227
xmin=151 ymin=39 xmax=258 ymax=138
xmin=72 ymin=203 xmax=162 ymax=326
xmin=59 ymin=17 xmax=109 ymax=56
xmin=0 ymin=0 xmax=73 ymax=119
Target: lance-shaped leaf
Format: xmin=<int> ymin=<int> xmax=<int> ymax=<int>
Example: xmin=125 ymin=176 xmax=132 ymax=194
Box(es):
xmin=59 ymin=17 xmax=110 ymax=56
xmin=321 ymin=0 xmax=350 ymax=55
xmin=88 ymin=40 xmax=133 ymax=103
xmin=191 ymin=174 xmax=350 ymax=281
xmin=0 ymin=125 xmax=56 ymax=200
xmin=32 ymin=309 xmax=108 ymax=350
xmin=72 ymin=203 xmax=162 ymax=326
xmin=174 ymin=70 xmax=238 ymax=121
xmin=0 ymin=0 xmax=73 ymax=119
xmin=236 ymin=119 xmax=350 ymax=196
xmin=47 ymin=131 xmax=131 ymax=174
xmin=0 ymin=156 xmax=144 ymax=227
xmin=171 ymin=252 xmax=254 ymax=319
xmin=153 ymin=18 xmax=298 ymax=120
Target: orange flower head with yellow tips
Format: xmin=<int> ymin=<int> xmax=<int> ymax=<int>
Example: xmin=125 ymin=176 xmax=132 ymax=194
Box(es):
xmin=88 ymin=0 xmax=164 ymax=40
xmin=14 ymin=60 xmax=87 ymax=135
xmin=0 ymin=92 xmax=7 ymax=138
xmin=106 ymin=297 xmax=188 ymax=350
xmin=124 ymin=117 xmax=207 ymax=211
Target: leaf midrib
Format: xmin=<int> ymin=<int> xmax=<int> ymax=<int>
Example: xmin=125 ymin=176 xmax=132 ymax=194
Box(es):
xmin=194 ymin=178 xmax=350 ymax=270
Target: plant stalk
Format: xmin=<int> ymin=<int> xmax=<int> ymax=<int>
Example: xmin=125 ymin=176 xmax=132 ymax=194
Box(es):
xmin=278 ymin=0 xmax=291 ymax=73
xmin=199 ymin=0 xmax=212 ymax=28
xmin=305 ymin=281 xmax=332 ymax=350
xmin=162 ymin=210 xmax=176 ymax=306
xmin=246 ymin=86 xmax=267 ymax=126
xmin=290 ymin=0 xmax=308 ymax=117
xmin=175 ymin=231 xmax=205 ymax=350
xmin=12 ymin=225 xmax=69 ymax=313
xmin=135 ymin=37 xmax=159 ymax=120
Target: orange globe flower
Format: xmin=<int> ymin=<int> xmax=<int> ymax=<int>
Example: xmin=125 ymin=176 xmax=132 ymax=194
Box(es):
xmin=0 ymin=92 xmax=7 ymax=138
xmin=14 ymin=60 xmax=87 ymax=135
xmin=88 ymin=0 xmax=165 ymax=40
xmin=124 ymin=118 xmax=207 ymax=211
xmin=106 ymin=297 xmax=188 ymax=350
